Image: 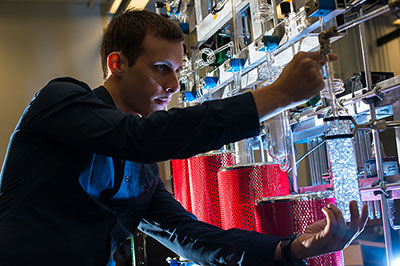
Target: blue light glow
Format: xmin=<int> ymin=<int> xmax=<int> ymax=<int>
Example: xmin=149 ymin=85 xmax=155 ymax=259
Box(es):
xmin=392 ymin=258 xmax=400 ymax=266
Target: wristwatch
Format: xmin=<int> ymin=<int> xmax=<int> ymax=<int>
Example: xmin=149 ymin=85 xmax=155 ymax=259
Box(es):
xmin=280 ymin=234 xmax=308 ymax=266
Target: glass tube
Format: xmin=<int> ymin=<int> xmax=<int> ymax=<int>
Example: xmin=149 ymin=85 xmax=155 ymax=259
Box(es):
xmin=374 ymin=200 xmax=381 ymax=219
xmin=254 ymin=0 xmax=273 ymax=33
xmin=258 ymin=51 xmax=281 ymax=84
xmin=324 ymin=117 xmax=362 ymax=221
xmin=366 ymin=201 xmax=374 ymax=220
xmin=266 ymin=110 xmax=291 ymax=172
xmin=234 ymin=139 xmax=253 ymax=164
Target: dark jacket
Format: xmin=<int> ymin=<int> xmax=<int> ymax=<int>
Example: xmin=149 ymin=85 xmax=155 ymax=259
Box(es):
xmin=0 ymin=77 xmax=281 ymax=266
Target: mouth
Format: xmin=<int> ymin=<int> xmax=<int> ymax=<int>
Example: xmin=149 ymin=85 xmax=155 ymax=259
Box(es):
xmin=154 ymin=97 xmax=171 ymax=106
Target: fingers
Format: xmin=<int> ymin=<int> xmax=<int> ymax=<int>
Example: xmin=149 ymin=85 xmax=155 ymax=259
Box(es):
xmin=325 ymin=203 xmax=360 ymax=251
xmin=301 ymin=202 xmax=367 ymax=258
xmin=359 ymin=204 xmax=369 ymax=231
xmin=348 ymin=201 xmax=360 ymax=234
xmin=327 ymin=203 xmax=348 ymax=244
xmin=329 ymin=203 xmax=345 ymax=226
xmin=344 ymin=202 xmax=368 ymax=248
xmin=322 ymin=205 xmax=337 ymax=239
xmin=299 ymin=51 xmax=338 ymax=63
xmin=296 ymin=51 xmax=338 ymax=69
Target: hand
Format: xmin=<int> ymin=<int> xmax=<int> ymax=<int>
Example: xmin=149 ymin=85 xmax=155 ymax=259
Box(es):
xmin=252 ymin=51 xmax=338 ymax=121
xmin=272 ymin=51 xmax=338 ymax=106
xmin=290 ymin=201 xmax=368 ymax=259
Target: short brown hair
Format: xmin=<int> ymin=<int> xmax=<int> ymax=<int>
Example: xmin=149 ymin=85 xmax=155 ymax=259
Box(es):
xmin=100 ymin=9 xmax=184 ymax=79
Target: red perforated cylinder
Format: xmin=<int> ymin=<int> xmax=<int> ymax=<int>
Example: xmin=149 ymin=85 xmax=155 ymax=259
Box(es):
xmin=217 ymin=163 xmax=290 ymax=231
xmin=188 ymin=152 xmax=234 ymax=228
xmin=255 ymin=192 xmax=343 ymax=266
xmin=171 ymin=159 xmax=192 ymax=212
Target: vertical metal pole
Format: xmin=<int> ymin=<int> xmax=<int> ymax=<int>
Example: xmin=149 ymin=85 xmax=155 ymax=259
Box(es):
xmin=270 ymin=0 xmax=278 ymax=27
xmin=359 ymin=11 xmax=372 ymax=92
xmin=319 ymin=137 xmax=328 ymax=183
xmin=394 ymin=102 xmax=400 ymax=167
xmin=194 ymin=0 xmax=203 ymax=25
xmin=308 ymin=141 xmax=316 ymax=186
xmin=258 ymin=136 xmax=266 ymax=163
xmin=315 ymin=139 xmax=322 ymax=185
xmin=230 ymin=0 xmax=242 ymax=95
xmin=358 ymin=10 xmax=393 ymax=266
xmin=131 ymin=236 xmax=136 ymax=266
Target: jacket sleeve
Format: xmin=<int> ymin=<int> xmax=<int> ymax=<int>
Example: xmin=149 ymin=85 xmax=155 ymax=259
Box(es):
xmin=138 ymin=179 xmax=282 ymax=266
xmin=21 ymin=79 xmax=260 ymax=163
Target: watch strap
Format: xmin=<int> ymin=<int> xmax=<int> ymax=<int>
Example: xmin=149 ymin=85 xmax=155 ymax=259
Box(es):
xmin=280 ymin=234 xmax=308 ymax=266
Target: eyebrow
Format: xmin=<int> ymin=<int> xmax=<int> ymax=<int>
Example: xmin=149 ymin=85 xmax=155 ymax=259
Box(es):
xmin=157 ymin=61 xmax=183 ymax=72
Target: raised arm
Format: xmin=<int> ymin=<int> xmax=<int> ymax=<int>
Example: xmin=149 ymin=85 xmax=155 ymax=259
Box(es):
xmin=252 ymin=51 xmax=338 ymax=122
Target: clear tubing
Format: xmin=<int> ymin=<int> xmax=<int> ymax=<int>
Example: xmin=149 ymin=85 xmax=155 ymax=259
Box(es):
xmin=325 ymin=119 xmax=362 ymax=221
xmin=213 ymin=41 xmax=233 ymax=55
xmin=319 ymin=16 xmax=340 ymax=116
xmin=324 ymin=56 xmax=340 ymax=117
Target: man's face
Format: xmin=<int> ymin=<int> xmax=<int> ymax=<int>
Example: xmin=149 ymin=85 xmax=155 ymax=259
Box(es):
xmin=119 ymin=34 xmax=183 ymax=116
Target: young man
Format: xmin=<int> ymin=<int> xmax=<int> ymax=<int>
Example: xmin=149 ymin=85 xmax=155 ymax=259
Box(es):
xmin=0 ymin=9 xmax=367 ymax=266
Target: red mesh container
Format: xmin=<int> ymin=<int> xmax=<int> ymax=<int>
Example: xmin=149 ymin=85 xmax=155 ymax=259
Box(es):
xmin=217 ymin=163 xmax=290 ymax=231
xmin=171 ymin=159 xmax=192 ymax=212
xmin=255 ymin=192 xmax=343 ymax=266
xmin=188 ymin=152 xmax=234 ymax=228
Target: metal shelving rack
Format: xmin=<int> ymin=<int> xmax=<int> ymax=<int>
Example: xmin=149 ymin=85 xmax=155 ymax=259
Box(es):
xmin=184 ymin=0 xmax=400 ymax=264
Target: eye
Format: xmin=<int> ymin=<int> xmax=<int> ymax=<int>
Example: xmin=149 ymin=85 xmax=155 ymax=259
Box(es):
xmin=155 ymin=64 xmax=170 ymax=73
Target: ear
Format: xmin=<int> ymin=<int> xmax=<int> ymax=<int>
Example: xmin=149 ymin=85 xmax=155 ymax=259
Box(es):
xmin=107 ymin=52 xmax=125 ymax=77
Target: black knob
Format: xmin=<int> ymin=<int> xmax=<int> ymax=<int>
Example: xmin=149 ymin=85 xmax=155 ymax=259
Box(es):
xmin=155 ymin=2 xmax=165 ymax=8
xmin=280 ymin=1 xmax=291 ymax=16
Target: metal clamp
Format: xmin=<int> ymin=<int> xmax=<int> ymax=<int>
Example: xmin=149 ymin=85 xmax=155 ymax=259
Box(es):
xmin=352 ymin=119 xmax=400 ymax=135
xmin=361 ymin=86 xmax=383 ymax=104
xmin=372 ymin=180 xmax=390 ymax=198
xmin=318 ymin=26 xmax=339 ymax=55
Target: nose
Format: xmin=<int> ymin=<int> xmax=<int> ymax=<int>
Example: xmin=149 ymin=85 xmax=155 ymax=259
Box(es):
xmin=165 ymin=72 xmax=180 ymax=94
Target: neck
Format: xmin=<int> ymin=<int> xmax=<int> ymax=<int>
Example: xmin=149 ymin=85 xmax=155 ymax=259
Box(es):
xmin=103 ymin=77 xmax=138 ymax=116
